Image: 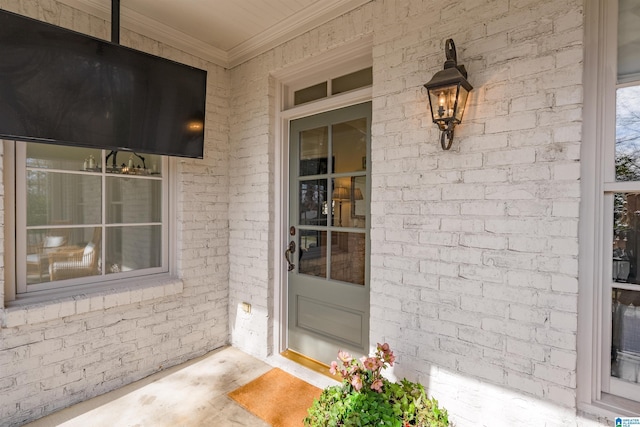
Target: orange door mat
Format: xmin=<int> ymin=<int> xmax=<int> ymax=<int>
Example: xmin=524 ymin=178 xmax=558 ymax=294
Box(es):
xmin=228 ymin=368 xmax=322 ymax=427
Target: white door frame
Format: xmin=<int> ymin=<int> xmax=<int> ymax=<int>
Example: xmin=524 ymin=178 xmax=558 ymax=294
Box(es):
xmin=272 ymin=36 xmax=373 ymax=355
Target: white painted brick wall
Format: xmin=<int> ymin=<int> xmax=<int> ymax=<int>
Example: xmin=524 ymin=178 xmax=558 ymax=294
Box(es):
xmin=0 ymin=0 xmax=618 ymax=426
xmin=0 ymin=1 xmax=230 ymax=426
xmin=364 ymin=0 xmax=601 ymax=426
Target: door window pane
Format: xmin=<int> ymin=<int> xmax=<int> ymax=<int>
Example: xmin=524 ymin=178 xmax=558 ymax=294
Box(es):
xmin=300 ymin=127 xmax=329 ymax=176
xmin=331 ymin=176 xmax=366 ymax=229
xmin=299 ymin=230 xmax=326 ymax=278
xmin=27 ymin=171 xmax=101 ymax=226
xmin=300 ymin=180 xmax=327 ymax=226
xmin=330 ymin=232 xmax=365 ymax=285
xmin=612 ymin=289 xmax=640 ymax=385
xmin=332 ymin=180 xmax=350 ymax=227
xmin=106 ymin=177 xmax=162 ymax=223
xmin=333 ymin=118 xmax=367 ymax=173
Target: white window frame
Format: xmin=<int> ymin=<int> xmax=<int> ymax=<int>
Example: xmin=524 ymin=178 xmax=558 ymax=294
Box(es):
xmin=579 ymin=0 xmax=640 ymax=417
xmin=4 ymin=141 xmax=174 ymax=303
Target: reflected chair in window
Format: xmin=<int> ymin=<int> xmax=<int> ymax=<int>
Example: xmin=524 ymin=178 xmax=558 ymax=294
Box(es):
xmin=48 ymin=228 xmax=102 ymax=281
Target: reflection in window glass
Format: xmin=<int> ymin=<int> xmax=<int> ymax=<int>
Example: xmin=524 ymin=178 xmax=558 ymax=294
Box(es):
xmin=618 ymin=0 xmax=640 ymax=81
xmin=330 ymin=232 xmax=365 ymax=285
xmin=611 ymin=288 xmax=640 ymax=385
xmin=299 ymin=230 xmax=326 ymax=278
xmin=613 ymin=193 xmax=640 ymax=284
xmin=27 ymin=142 xmax=101 ymax=171
xmin=616 ymin=86 xmax=640 ymax=181
xmin=333 ymin=118 xmax=367 ymax=173
xmin=300 ymin=127 xmax=329 ymax=176
xmin=106 ymin=177 xmax=162 ymax=223
xmin=300 ymin=180 xmax=327 ymax=226
xmin=27 ymin=171 xmax=101 ymax=226
xmin=106 ymin=225 xmax=161 ymax=274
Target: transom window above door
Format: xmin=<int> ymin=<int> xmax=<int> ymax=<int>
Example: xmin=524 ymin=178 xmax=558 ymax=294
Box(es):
xmin=284 ymin=66 xmax=373 ymax=109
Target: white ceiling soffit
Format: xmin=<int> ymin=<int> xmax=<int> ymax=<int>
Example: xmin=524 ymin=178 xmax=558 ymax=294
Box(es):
xmin=56 ymin=0 xmax=372 ymax=69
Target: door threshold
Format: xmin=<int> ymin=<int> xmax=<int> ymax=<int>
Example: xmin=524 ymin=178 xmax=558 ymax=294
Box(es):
xmin=280 ymin=349 xmax=339 ymax=381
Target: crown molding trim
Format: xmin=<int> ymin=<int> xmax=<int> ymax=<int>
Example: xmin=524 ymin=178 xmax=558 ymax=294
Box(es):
xmin=56 ymin=0 xmax=372 ymax=69
xmin=227 ymin=0 xmax=372 ymax=68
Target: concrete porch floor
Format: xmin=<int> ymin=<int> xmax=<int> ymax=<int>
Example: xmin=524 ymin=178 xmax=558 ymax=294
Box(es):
xmin=24 ymin=346 xmax=336 ymax=427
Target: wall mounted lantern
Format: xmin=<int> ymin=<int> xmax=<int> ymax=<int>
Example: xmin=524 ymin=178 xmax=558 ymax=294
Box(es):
xmin=423 ymin=39 xmax=473 ymax=150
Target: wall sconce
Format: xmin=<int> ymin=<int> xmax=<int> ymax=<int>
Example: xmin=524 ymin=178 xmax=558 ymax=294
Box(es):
xmin=423 ymin=39 xmax=473 ymax=150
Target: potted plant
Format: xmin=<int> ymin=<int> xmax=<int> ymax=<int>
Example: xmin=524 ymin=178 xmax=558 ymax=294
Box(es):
xmin=304 ymin=343 xmax=450 ymax=426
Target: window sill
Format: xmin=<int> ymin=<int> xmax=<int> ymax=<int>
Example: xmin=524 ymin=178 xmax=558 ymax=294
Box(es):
xmin=1 ymin=276 xmax=184 ymax=328
xmin=579 ymin=393 xmax=640 ymax=420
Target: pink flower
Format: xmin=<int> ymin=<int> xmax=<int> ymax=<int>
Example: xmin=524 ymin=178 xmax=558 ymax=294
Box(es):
xmin=338 ymin=350 xmax=352 ymax=363
xmin=371 ymin=378 xmax=383 ymax=393
xmin=363 ymin=357 xmax=378 ymax=371
xmin=350 ymin=374 xmax=363 ymax=391
xmin=378 ymin=342 xmax=390 ymax=353
xmin=386 ymin=352 xmax=395 ymax=366
xmin=329 ymin=361 xmax=339 ymax=375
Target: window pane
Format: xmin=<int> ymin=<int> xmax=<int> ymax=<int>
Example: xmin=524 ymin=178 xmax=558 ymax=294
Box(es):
xmin=294 ymin=82 xmax=327 ymax=106
xmin=613 ymin=193 xmax=640 ymax=284
xmin=27 ymin=171 xmax=101 ymax=226
xmin=612 ymin=289 xmax=640 ymax=385
xmin=37 ymin=226 xmax=102 ymax=283
xmin=331 ymin=176 xmax=367 ymax=229
xmin=299 ymin=126 xmax=329 ymax=176
xmin=299 ymin=230 xmax=326 ymax=278
xmin=333 ymin=118 xmax=367 ymax=173
xmin=106 ymin=177 xmax=162 ymax=223
xmin=615 ymin=86 xmax=640 ymax=181
xmin=332 ymin=179 xmax=350 ymax=227
xmin=331 ymin=67 xmax=373 ymax=95
xmin=300 ymin=179 xmax=327 ymax=226
xmin=105 ymin=151 xmax=163 ymax=176
xmin=618 ymin=0 xmax=640 ymax=81
xmin=106 ymin=225 xmax=161 ymax=273
xmin=27 ymin=142 xmax=101 ymax=171
xmin=330 ymin=231 xmax=365 ymax=285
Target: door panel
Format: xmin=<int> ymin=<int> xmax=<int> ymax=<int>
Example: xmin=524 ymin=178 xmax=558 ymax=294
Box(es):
xmin=287 ymin=102 xmax=371 ymax=364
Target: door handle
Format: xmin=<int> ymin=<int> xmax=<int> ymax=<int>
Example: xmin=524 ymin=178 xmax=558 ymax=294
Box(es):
xmin=284 ymin=240 xmax=296 ymax=271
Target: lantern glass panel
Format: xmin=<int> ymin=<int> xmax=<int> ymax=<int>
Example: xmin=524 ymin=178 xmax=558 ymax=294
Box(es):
xmin=454 ymin=86 xmax=470 ymax=123
xmin=428 ymin=84 xmax=458 ymax=122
